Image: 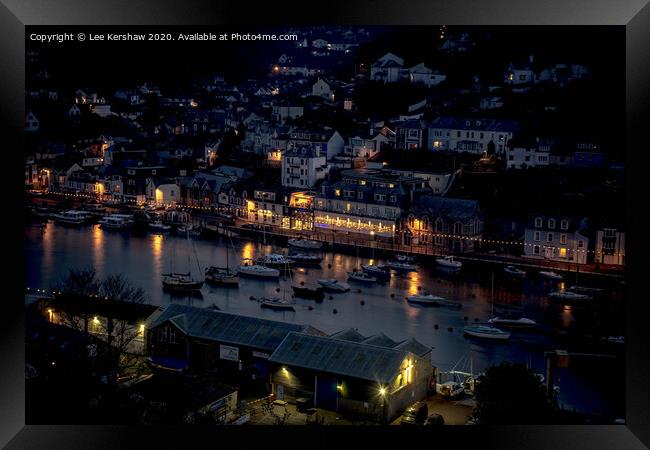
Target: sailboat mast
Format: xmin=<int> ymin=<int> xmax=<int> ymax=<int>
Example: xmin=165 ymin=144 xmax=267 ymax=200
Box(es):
xmin=491 ymin=271 xmax=495 ymax=316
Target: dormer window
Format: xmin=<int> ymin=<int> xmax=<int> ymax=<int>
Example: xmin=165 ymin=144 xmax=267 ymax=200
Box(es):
xmin=534 ymin=217 xmax=543 ymax=228
xmin=560 ymin=220 xmax=569 ymax=230
xmin=548 ymin=219 xmax=555 ymax=229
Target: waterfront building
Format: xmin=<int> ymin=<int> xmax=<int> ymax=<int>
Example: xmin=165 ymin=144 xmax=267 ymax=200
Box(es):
xmin=145 ymin=304 xmax=325 ymax=387
xmin=268 ymin=330 xmax=433 ymax=423
xmin=145 ymin=179 xmax=181 ymax=206
xmin=506 ymin=137 xmax=555 ymax=169
xmin=395 ymin=119 xmax=429 ymax=150
xmin=401 ymin=195 xmax=483 ymax=253
xmin=522 ymin=214 xmax=590 ymax=265
xmin=594 ymin=225 xmax=625 ymax=267
xmin=313 ymin=168 xmax=430 ymax=238
xmin=246 ymin=187 xmax=289 ymax=228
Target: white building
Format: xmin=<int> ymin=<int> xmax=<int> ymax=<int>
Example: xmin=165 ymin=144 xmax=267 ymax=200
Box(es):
xmin=427 ymin=117 xmax=517 ymax=155
xmin=506 ymin=138 xmax=554 ymax=169
xmin=504 ymin=56 xmax=536 ymax=85
xmin=311 ymin=78 xmax=334 ymax=100
xmin=281 ymin=146 xmax=329 ymax=189
xmin=523 ymin=215 xmax=589 ymax=265
xmin=370 ymin=52 xmax=405 ymax=83
xmin=146 ymin=180 xmax=181 ymax=205
xmin=408 ymin=63 xmax=446 ymax=87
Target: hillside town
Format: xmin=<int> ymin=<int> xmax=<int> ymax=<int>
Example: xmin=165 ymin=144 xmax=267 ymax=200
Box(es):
xmin=25 ymin=26 xmax=626 ymax=426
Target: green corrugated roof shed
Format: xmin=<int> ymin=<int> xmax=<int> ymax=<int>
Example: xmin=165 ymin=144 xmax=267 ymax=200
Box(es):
xmin=269 ymin=332 xmax=411 ymax=384
xmin=148 ymin=304 xmax=318 ymax=352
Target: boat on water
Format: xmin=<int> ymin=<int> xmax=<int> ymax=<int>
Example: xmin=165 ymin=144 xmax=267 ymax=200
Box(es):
xmin=487 ymin=316 xmax=537 ymax=328
xmin=347 ymin=271 xmax=377 ymax=284
xmin=436 ymin=256 xmax=462 ymax=270
xmin=202 ymin=222 xmax=239 ymax=239
xmin=50 ymin=210 xmax=94 ymax=225
xmin=317 ymin=279 xmax=351 ymax=293
xmin=548 ymin=290 xmax=593 ymax=302
xmin=288 ymin=238 xmax=323 ymax=250
xmin=503 ymin=265 xmax=526 ymax=277
xmin=161 ymin=272 xmax=204 ymax=293
xmin=287 ymin=253 xmax=323 ymax=265
xmin=602 ymin=335 xmax=625 ymax=345
xmin=238 ymin=259 xmax=280 ymax=279
xmin=98 ymin=214 xmax=134 ymax=229
xmin=205 ymin=266 xmax=239 ymax=287
xmin=255 ymin=253 xmax=295 ymax=269
xmin=395 ymin=254 xmax=415 ymax=263
xmin=292 ymin=284 xmax=325 ymax=301
xmin=539 ymin=270 xmax=563 ymax=280
xmin=567 ymin=285 xmax=604 ymax=294
xmin=463 ymin=325 xmax=511 ymax=340
xmin=175 ymin=224 xmax=199 ymax=236
xmin=81 ymin=203 xmax=107 ymax=214
xmin=387 ymin=260 xmax=418 ymax=272
xmin=406 ymin=293 xmax=462 ymax=308
xmin=259 ymin=297 xmax=295 ymax=311
xmin=149 ymin=220 xmax=172 ymax=232
xmin=361 ymin=264 xmax=391 ymax=281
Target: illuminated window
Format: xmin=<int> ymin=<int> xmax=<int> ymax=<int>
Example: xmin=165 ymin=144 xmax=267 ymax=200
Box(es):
xmin=559 ymin=248 xmax=567 ymax=257
xmin=335 ymin=189 xmax=341 ymax=197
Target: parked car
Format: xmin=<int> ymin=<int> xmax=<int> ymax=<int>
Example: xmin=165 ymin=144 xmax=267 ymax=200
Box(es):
xmin=400 ymin=401 xmax=428 ymax=425
xmin=424 ymin=413 xmax=445 ymax=425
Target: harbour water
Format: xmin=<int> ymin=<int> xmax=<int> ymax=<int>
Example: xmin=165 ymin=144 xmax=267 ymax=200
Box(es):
xmin=25 ymin=222 xmax=626 ymax=419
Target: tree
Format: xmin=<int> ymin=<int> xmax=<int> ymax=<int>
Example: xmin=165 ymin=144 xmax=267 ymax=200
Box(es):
xmin=55 ymin=266 xmax=100 ymax=335
xmin=473 ymin=362 xmax=554 ymax=424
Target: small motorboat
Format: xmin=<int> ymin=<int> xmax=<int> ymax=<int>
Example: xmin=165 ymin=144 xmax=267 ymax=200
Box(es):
xmin=288 ymin=238 xmax=323 ymax=250
xmin=487 ymin=317 xmax=537 ymax=328
xmin=387 ymin=260 xmax=418 ymax=272
xmin=238 ymin=260 xmax=280 ymax=279
xmin=361 ymin=264 xmax=391 ymax=281
xmin=539 ymin=270 xmax=563 ymax=280
xmin=395 ymin=254 xmax=415 ymax=263
xmin=347 ymin=271 xmax=377 ymax=284
xmin=567 ymin=285 xmax=604 ymax=294
xmin=205 ymin=266 xmax=239 ymax=287
xmin=602 ymin=336 xmax=625 ymax=345
xmin=436 ymin=256 xmax=462 ymax=270
xmin=292 ymin=284 xmax=325 ymax=301
xmin=317 ymin=279 xmax=351 ymax=293
xmin=98 ymin=214 xmax=134 ymax=229
xmin=503 ymin=265 xmax=526 ymax=277
xmin=50 ymin=210 xmax=94 ymax=225
xmin=437 ymin=381 xmax=465 ymax=399
xmin=406 ymin=293 xmax=462 ymax=308
xmin=548 ymin=290 xmax=592 ymax=302
xmin=288 ymin=253 xmax=323 ymax=266
xmin=149 ymin=220 xmax=172 ymax=232
xmin=161 ymin=272 xmax=204 ymax=293
xmin=463 ymin=325 xmax=511 ymax=340
xmin=254 ymin=254 xmax=295 ymax=269
xmin=260 ymin=297 xmax=295 ymax=311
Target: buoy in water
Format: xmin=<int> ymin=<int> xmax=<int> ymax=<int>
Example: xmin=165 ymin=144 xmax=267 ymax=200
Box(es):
xmin=360 ymin=300 xmax=365 ymax=306
xmin=464 ymin=316 xmax=469 ymax=321
xmin=329 ymin=296 xmax=334 ymax=300
xmin=474 ymin=318 xmax=479 ymax=322
xmin=249 ymin=296 xmax=255 ymax=301
xmin=357 ymin=289 xmax=362 ymax=294
xmin=333 ymin=309 xmax=338 ymax=314
xmin=448 ymin=327 xmax=453 ymax=332
xmin=300 ymin=281 xmax=305 ymax=286
xmin=308 ymin=306 xmax=313 ymax=311
xmin=328 ymin=264 xmax=332 ymax=268
xmin=417 ymin=286 xmax=422 ymax=291
xmin=390 ymin=293 xmax=395 ymax=298
xmin=276 ymin=288 xmax=281 ymax=293
xmin=434 ymin=324 xmax=439 ymax=330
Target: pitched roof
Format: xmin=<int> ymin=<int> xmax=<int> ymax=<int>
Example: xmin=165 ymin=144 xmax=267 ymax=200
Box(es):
xmin=361 ymin=333 xmax=399 ymax=348
xmin=148 ymin=304 xmax=315 ymax=352
xmin=394 ymin=338 xmax=431 ymax=357
xmin=329 ymin=328 xmax=367 ymax=342
xmin=412 ymin=195 xmax=480 ymax=220
xmin=269 ymin=332 xmax=410 ymax=383
xmin=428 ymin=117 xmax=518 ymax=133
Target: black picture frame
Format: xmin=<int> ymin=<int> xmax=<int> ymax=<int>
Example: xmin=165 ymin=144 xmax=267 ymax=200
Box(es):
xmin=2 ymin=0 xmax=649 ymax=448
